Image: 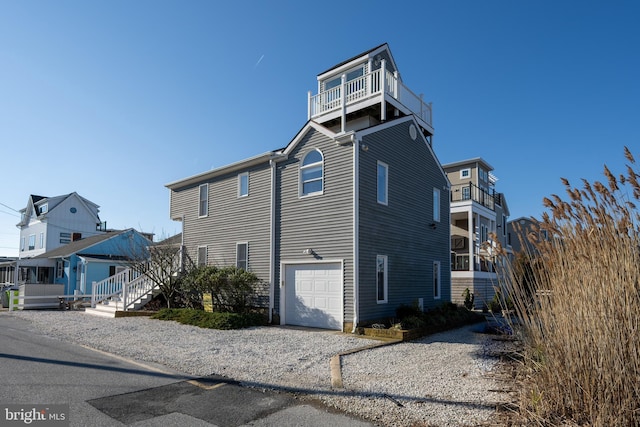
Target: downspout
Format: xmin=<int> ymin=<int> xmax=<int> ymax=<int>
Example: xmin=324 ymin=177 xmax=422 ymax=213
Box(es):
xmin=268 ymin=158 xmax=276 ymax=324
xmin=352 ymin=135 xmax=360 ymax=333
xmin=180 ymin=215 xmax=185 ymax=272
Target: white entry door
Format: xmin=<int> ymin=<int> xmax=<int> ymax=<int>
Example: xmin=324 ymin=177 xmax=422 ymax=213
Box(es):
xmin=284 ymin=263 xmax=343 ymax=330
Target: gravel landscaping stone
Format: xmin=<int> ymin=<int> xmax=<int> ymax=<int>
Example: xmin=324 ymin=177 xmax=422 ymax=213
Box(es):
xmin=5 ymin=310 xmax=510 ymax=426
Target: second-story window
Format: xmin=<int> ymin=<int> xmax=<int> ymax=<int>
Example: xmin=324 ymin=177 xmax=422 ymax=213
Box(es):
xmin=460 ymin=168 xmax=470 ymax=179
xmin=198 ymin=184 xmax=208 ymax=217
xmin=433 ymin=188 xmax=440 ymax=222
xmin=300 ymin=149 xmax=323 ymax=196
xmin=238 ymin=173 xmax=249 ymax=197
xmin=28 ymin=234 xmax=35 ymax=251
xmin=377 ymin=161 xmax=388 ymax=205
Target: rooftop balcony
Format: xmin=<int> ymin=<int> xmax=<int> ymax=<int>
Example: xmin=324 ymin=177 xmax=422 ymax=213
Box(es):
xmin=451 ymin=183 xmax=496 ymax=211
xmin=308 ymin=60 xmax=433 ymax=135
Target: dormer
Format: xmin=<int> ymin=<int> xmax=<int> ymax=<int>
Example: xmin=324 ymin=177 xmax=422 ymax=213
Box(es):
xmin=308 ymin=43 xmax=433 ymax=141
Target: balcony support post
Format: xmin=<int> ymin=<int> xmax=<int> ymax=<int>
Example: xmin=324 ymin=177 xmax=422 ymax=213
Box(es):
xmin=380 ymin=59 xmax=387 ymax=122
xmin=367 ymin=58 xmax=373 ymax=97
xmin=340 ymin=74 xmax=347 ymax=133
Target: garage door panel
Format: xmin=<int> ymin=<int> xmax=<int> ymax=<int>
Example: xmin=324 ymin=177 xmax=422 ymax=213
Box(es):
xmin=285 ymin=263 xmax=342 ymax=330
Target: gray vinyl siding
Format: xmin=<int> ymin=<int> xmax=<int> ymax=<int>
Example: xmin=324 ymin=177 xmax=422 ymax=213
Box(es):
xmin=357 ymin=120 xmax=450 ymax=323
xmin=274 ymin=128 xmax=354 ymax=320
xmin=169 ymin=163 xmax=272 ymax=306
xmin=451 ymin=276 xmax=494 ymax=310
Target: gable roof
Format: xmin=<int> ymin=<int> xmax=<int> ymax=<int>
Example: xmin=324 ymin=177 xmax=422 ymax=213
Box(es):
xmin=165 ymin=151 xmax=280 ymax=190
xmin=280 ymin=121 xmax=341 ymax=157
xmin=45 ymin=192 xmax=100 ymax=218
xmin=165 ymin=122 xmax=341 ymax=190
xmin=17 ymin=192 xmax=101 ymax=227
xmin=316 ymin=43 xmax=398 ymax=79
xmin=356 ymin=115 xmax=450 ymax=188
xmin=33 ymin=229 xmax=138 ymax=259
xmin=155 ymin=233 xmax=182 ymax=246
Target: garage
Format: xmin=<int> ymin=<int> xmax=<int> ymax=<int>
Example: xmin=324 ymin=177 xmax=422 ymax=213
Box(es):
xmin=283 ymin=262 xmax=343 ymax=330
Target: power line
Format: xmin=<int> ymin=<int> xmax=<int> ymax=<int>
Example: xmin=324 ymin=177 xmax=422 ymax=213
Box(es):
xmin=0 ymin=202 xmax=19 ymax=212
xmin=0 ymin=209 xmax=20 ymax=218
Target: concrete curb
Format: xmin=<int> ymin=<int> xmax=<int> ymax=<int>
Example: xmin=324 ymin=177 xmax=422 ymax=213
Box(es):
xmin=330 ymin=339 xmax=401 ymax=389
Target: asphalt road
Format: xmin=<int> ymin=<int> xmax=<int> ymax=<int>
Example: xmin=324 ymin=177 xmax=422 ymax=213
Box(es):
xmin=0 ymin=313 xmax=374 ymax=427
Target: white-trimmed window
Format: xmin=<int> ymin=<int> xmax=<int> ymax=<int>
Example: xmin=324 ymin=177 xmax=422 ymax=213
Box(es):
xmin=238 ymin=172 xmax=249 ymax=197
xmin=433 ymin=261 xmax=441 ymax=299
xmin=460 ymin=168 xmax=470 ymax=179
xmin=198 ymin=184 xmax=208 ymax=217
xmin=236 ymin=242 xmax=248 ymax=270
xmin=300 ymin=149 xmax=323 ymax=196
xmin=502 ymin=215 xmax=507 ymax=236
xmin=377 ymin=161 xmax=388 ymax=205
xmin=376 ymin=255 xmax=388 ymax=303
xmin=28 ymin=234 xmax=35 ymax=251
xmin=40 ymin=203 xmax=48 ymax=214
xmin=197 ymin=246 xmax=207 ymax=266
xmin=433 ymin=188 xmax=440 ymax=222
xmin=39 ymin=232 xmax=44 ymax=249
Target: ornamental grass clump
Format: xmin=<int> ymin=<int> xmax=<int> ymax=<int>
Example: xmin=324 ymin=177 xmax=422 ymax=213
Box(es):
xmin=497 ymin=147 xmax=640 ymax=425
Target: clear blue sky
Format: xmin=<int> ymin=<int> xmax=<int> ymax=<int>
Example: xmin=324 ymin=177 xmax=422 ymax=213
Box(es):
xmin=1 ymin=1 xmax=639 ymax=257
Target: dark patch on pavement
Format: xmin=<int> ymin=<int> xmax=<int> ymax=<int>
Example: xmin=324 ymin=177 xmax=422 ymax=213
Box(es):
xmin=87 ymin=374 xmax=296 ymax=426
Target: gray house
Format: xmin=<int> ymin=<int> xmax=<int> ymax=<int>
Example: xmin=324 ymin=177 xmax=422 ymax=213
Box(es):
xmin=443 ymin=158 xmax=511 ymax=309
xmin=167 ymin=44 xmax=451 ymax=331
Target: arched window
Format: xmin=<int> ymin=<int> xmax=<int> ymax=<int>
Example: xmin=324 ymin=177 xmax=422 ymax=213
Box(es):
xmin=300 ymin=149 xmax=323 ymax=196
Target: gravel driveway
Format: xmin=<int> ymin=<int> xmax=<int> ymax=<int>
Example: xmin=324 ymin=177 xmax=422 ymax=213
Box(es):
xmin=4 ymin=311 xmax=509 ymax=426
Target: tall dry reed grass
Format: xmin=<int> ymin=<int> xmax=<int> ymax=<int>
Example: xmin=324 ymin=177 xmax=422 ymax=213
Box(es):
xmin=496 ymin=147 xmax=640 ymax=425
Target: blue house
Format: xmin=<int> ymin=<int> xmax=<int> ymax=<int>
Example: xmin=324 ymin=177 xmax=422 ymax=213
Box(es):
xmin=17 ymin=229 xmax=152 ymax=296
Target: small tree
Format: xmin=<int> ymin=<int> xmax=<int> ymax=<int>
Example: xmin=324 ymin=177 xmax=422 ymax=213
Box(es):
xmin=121 ymin=234 xmax=191 ymax=308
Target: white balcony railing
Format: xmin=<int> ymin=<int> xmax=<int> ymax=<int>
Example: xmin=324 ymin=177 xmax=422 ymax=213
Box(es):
xmin=308 ymin=60 xmax=432 ymax=128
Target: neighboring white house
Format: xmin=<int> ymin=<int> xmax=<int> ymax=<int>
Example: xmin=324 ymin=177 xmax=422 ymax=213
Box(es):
xmin=16 ymin=192 xmax=107 ymax=260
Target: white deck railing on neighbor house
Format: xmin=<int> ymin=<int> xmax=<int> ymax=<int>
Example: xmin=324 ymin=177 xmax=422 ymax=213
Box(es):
xmin=308 ymin=61 xmax=433 ymax=127
xmin=91 ymin=268 xmax=158 ymax=311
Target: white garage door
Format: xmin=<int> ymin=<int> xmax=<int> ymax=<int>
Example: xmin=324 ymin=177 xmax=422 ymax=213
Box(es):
xmin=284 ymin=263 xmax=343 ymax=330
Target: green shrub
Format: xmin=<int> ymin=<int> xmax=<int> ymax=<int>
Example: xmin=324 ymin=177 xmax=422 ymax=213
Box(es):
xmin=151 ymin=308 xmax=267 ymax=330
xmin=396 ymin=302 xmax=423 ymax=319
xmin=462 ymin=288 xmax=475 ymax=310
xmin=182 ymin=265 xmax=261 ymax=313
xmin=400 ymin=315 xmax=426 ymax=329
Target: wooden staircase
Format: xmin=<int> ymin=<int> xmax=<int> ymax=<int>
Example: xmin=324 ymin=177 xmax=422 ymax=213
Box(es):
xmin=85 ymin=268 xmax=159 ymax=318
